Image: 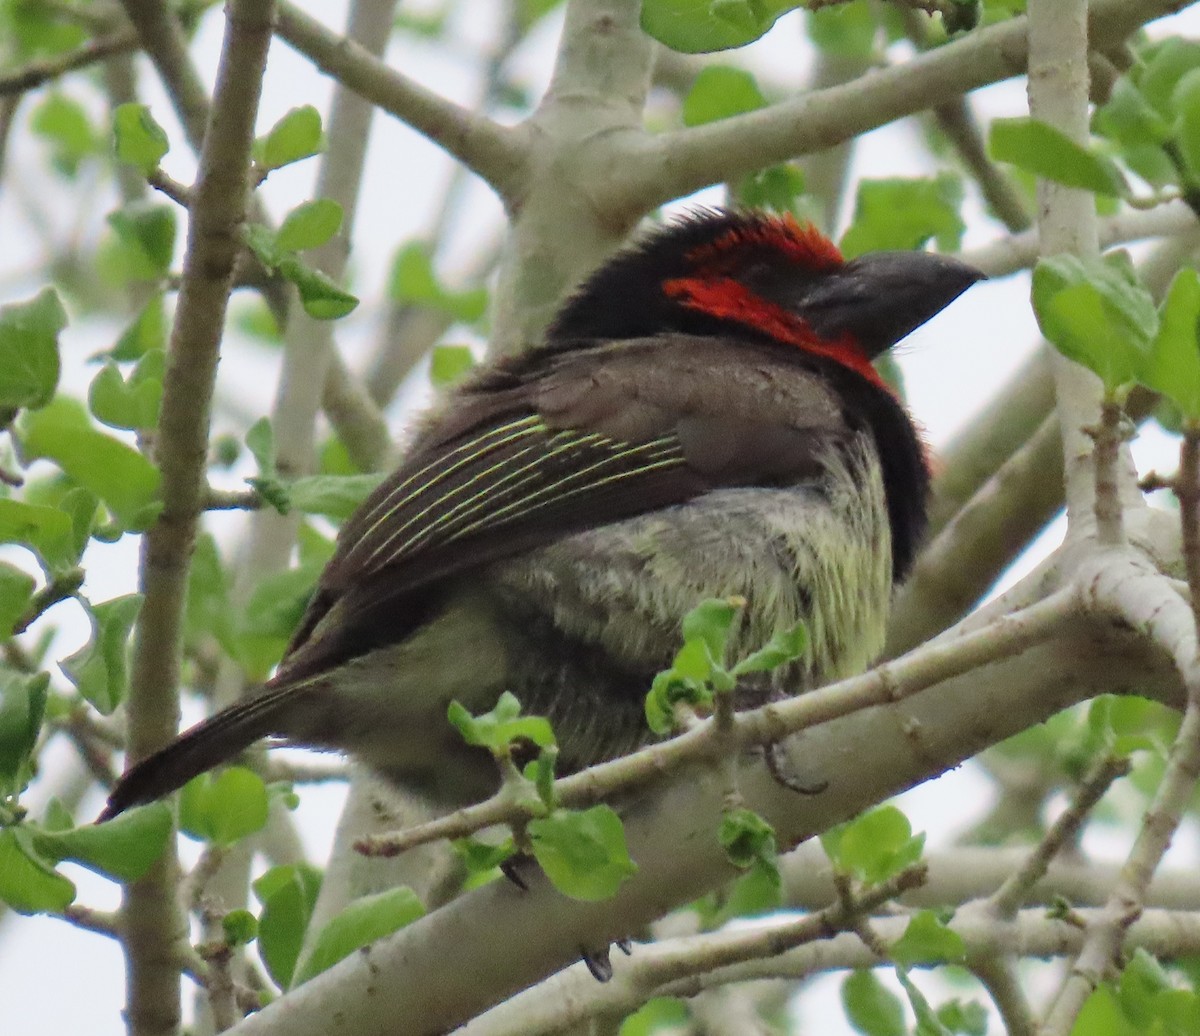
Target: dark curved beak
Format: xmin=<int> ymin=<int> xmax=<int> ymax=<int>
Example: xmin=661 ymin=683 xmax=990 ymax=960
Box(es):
xmin=798 ymin=251 xmax=985 ymax=359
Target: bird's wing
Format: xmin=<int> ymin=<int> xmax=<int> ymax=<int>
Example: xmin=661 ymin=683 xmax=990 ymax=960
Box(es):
xmin=276 ymin=336 xmax=846 ymax=680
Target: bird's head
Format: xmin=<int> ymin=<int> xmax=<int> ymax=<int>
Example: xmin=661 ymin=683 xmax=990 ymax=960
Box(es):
xmin=547 ymin=209 xmax=984 ymax=388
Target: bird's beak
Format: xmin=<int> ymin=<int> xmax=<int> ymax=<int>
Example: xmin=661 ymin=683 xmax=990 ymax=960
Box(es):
xmin=799 ymin=251 xmax=985 ymax=359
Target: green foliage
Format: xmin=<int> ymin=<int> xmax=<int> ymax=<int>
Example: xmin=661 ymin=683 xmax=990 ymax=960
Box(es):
xmin=1070 ymin=952 xmax=1200 ymax=1036
xmin=528 ymin=804 xmax=638 ymax=901
xmin=59 ymin=593 xmax=142 ymax=714
xmin=275 ymin=199 xmax=344 ymax=254
xmin=179 ymin=767 xmax=270 ymax=846
xmin=821 ymin=804 xmax=925 ymax=884
xmin=106 ymin=203 xmax=177 ymax=280
xmin=1031 ymin=254 xmax=1156 ymax=395
xmin=429 ymin=344 xmax=477 ymax=387
xmin=292 ymin=887 xmax=425 ymax=986
xmin=618 ymin=998 xmax=690 ymax=1035
xmin=0 ymin=671 xmax=48 ymax=798
xmin=1140 ymin=268 xmax=1200 ymax=420
xmin=388 ymin=242 xmax=488 ymax=323
xmin=681 ymin=66 xmax=766 ymax=126
xmin=843 ymin=970 xmax=906 ymax=1036
xmin=255 ymin=105 xmax=325 ymax=171
xmin=0 ymin=498 xmax=78 ymax=575
xmin=30 ymin=92 xmax=102 ymax=176
xmin=734 ymin=162 xmax=807 ymax=213
xmin=253 ymin=863 xmax=324 ymax=989
xmin=641 ymin=0 xmax=803 ymax=54
xmin=33 ymin=801 xmax=172 ymax=883
xmin=0 ymin=289 xmax=65 ymax=412
xmin=112 ymin=104 xmax=170 ymax=174
xmin=0 ymin=828 xmax=75 ymax=914
xmin=110 ymin=295 xmax=167 ymax=362
xmin=0 ymin=562 xmax=35 ymax=638
xmin=645 ymin=597 xmax=807 ymax=734
xmin=448 ymin=691 xmax=556 ymax=758
xmin=890 ymin=910 xmax=966 ymax=968
xmin=808 ymin=0 xmax=880 ymax=58
xmin=840 ymin=176 xmax=965 ymax=258
xmin=88 ymin=352 xmax=164 ymax=432
xmin=244 ymin=219 xmax=359 ymax=321
xmin=989 ymin=117 xmax=1127 ymax=196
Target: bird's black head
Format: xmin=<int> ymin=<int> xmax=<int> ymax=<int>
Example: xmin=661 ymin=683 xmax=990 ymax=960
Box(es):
xmin=547 ymin=208 xmax=983 ymax=388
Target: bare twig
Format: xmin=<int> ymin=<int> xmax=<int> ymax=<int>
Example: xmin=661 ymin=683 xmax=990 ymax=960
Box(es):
xmin=0 ymin=25 xmax=139 ymax=97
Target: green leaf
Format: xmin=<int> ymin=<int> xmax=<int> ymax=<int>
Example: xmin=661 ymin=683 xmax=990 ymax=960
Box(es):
xmin=822 ymin=805 xmax=925 ymax=884
xmin=717 ymin=807 xmax=777 ymax=871
xmin=529 ymin=804 xmax=637 ymax=901
xmin=291 ymin=887 xmax=425 ymax=986
xmin=245 ymin=417 xmax=277 ymax=477
xmin=0 ymin=562 xmax=36 ymax=637
xmin=1140 ymin=267 xmax=1200 ymax=419
xmin=31 ymin=92 xmax=100 ymax=175
xmin=448 ymin=691 xmax=556 ymax=756
xmin=681 ymin=597 xmax=742 ymax=669
xmin=1032 ymin=254 xmax=1157 ymax=392
xmin=244 ymin=222 xmax=284 ymax=270
xmin=430 ymin=345 xmax=476 ymax=387
xmin=107 ymin=203 xmax=177 ymax=278
xmin=256 ymin=105 xmax=324 ymax=171
xmin=388 ymin=243 xmax=487 ymax=322
xmin=110 ymin=293 xmax=167 ymax=361
xmin=842 ymin=969 xmax=906 ymax=1036
xmin=935 ymin=999 xmax=988 ymax=1036
xmin=0 ymin=671 xmax=49 ymax=794
xmin=453 ymin=835 xmax=518 ymax=876
xmin=896 ymin=971 xmax=954 ymax=1036
xmin=0 ymin=498 xmax=76 ymax=573
xmin=808 ymin=0 xmax=879 ymax=59
xmin=733 ymin=621 xmax=808 ymax=675
xmin=735 ymin=163 xmax=806 ymax=213
xmin=890 ymin=910 xmax=966 ymax=967
xmin=840 ymin=176 xmax=965 ymax=258
xmin=88 ymin=354 xmax=163 ymax=431
xmin=34 ymin=802 xmax=171 ymax=882
xmin=1071 ymin=984 xmax=1132 ymax=1036
xmin=0 ymin=288 xmax=66 ymax=411
xmin=618 ymin=998 xmax=690 ymax=1036
xmin=1118 ymin=948 xmax=1171 ymax=1026
xmin=179 ymin=766 xmax=269 ymax=846
xmin=253 ymin=863 xmax=323 ymax=989
xmin=1171 ymin=68 xmax=1200 ymax=179
xmin=989 ymin=117 xmax=1126 ymax=196
xmin=276 ymin=199 xmax=344 ymax=254
xmin=644 ymin=664 xmax=712 ymax=734
xmin=278 ymin=256 xmax=359 ymax=320
xmin=641 ymin=0 xmax=799 ymax=54
xmin=0 ymin=828 xmax=75 ymax=915
xmin=681 ymin=66 xmax=766 ymax=126
xmin=1093 ymin=79 xmax=1171 ymax=150
xmin=1141 ymin=38 xmax=1200 ymax=118
xmin=112 ymin=103 xmax=169 ymax=173
xmin=237 ymin=563 xmax=320 ymax=677
xmin=223 ymin=909 xmax=258 ymax=946
xmin=289 ymin=474 xmax=382 ymax=521
xmin=59 ymin=593 xmax=142 ymax=714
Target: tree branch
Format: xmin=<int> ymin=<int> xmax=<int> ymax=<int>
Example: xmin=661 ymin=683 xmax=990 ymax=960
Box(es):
xmin=613 ymin=0 xmax=1196 ymax=212
xmin=119 ymin=3 xmax=276 ymax=1034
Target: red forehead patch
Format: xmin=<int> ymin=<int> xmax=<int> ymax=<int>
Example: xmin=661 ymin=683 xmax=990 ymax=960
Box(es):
xmin=685 ymin=213 xmax=844 ymax=272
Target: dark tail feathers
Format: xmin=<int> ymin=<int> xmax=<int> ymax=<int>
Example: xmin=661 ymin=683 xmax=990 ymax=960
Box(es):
xmin=99 ymin=686 xmax=295 ymax=822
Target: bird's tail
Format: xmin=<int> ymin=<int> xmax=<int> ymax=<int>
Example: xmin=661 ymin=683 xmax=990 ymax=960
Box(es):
xmin=99 ymin=684 xmax=300 ymax=821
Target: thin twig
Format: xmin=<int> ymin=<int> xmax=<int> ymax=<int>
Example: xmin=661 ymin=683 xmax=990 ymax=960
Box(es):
xmin=0 ymin=26 xmax=139 ymax=97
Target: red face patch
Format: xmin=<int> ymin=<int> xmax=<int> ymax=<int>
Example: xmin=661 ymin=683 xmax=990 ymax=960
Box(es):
xmin=662 ymin=276 xmax=884 ymax=390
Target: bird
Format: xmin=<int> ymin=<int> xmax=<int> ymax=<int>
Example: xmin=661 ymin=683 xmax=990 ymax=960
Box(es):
xmin=101 ymin=209 xmax=983 ymax=821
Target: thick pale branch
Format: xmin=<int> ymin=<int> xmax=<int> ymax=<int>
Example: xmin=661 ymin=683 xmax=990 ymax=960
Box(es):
xmin=224 ymin=590 xmax=1181 ymax=1036
xmin=615 ymin=0 xmax=1196 ymax=212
